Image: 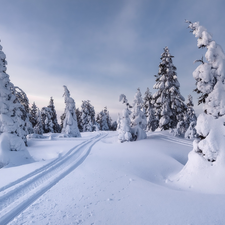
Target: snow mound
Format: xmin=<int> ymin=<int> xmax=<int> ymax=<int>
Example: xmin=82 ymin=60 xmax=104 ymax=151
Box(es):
xmin=170 ymin=149 xmax=225 ymax=194
xmin=0 ymin=133 xmax=33 ymax=167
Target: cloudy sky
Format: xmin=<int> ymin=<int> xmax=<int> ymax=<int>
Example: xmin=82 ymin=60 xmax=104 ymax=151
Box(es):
xmin=0 ymin=0 xmax=225 ymax=120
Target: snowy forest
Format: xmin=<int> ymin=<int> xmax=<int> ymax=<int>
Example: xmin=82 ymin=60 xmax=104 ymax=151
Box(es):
xmin=1 ymin=19 xmax=225 ymax=225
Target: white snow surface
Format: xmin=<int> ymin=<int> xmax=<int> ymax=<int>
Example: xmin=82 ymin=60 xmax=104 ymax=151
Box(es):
xmin=0 ymin=131 xmax=225 ymax=224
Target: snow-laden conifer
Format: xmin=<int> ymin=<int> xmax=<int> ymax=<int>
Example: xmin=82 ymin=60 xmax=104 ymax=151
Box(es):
xmin=14 ymin=86 xmax=33 ymax=136
xmin=97 ymin=107 xmax=109 ymax=131
xmin=130 ymin=88 xmax=147 ymax=140
xmin=185 ymin=21 xmax=225 ymax=161
xmin=173 ymin=95 xmax=197 ymax=138
xmin=61 ymin=86 xmax=81 ymax=137
xmin=47 ymin=97 xmax=61 ymax=133
xmin=0 ymin=42 xmax=28 ymax=149
xmin=184 ymin=95 xmax=197 ymax=139
xmin=118 ymin=94 xmax=132 ymax=142
xmin=33 ymin=109 xmax=44 ymax=135
xmin=144 ymin=88 xmax=158 ymax=131
xmin=152 ymin=47 xmax=186 ymax=130
xmin=75 ymin=108 xmax=83 ymax=132
xmin=41 ymin=107 xmax=54 ymax=133
xmin=30 ymin=102 xmax=38 ymax=128
xmin=81 ymin=100 xmax=96 ymax=132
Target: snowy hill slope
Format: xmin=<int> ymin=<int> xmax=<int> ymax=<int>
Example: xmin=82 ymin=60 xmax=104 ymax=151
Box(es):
xmin=0 ymin=131 xmax=225 ymax=224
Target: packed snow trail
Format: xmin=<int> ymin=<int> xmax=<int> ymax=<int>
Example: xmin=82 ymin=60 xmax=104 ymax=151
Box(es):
xmin=0 ymin=132 xmax=107 ymax=225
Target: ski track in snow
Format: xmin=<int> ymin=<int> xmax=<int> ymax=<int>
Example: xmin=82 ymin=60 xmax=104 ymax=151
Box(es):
xmin=149 ymin=132 xmax=193 ymax=147
xmin=0 ymin=132 xmax=107 ymax=225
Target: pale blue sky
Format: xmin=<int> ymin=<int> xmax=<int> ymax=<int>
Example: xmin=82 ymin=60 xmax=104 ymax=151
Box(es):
xmin=0 ymin=0 xmax=225 ymax=120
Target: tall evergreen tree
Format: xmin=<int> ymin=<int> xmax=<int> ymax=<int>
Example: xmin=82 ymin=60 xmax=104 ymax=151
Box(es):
xmin=143 ymin=88 xmax=157 ymax=131
xmin=61 ymin=86 xmax=81 ymax=137
xmin=152 ymin=47 xmax=186 ymax=130
xmin=185 ymin=95 xmax=197 ymax=128
xmin=105 ymin=107 xmax=112 ymax=130
xmin=41 ymin=107 xmax=54 ymax=133
xmin=30 ymin=102 xmax=38 ymax=128
xmin=0 ymin=42 xmax=27 ymax=149
xmin=33 ymin=109 xmax=44 ymax=135
xmin=98 ymin=107 xmax=109 ymax=131
xmin=13 ymin=86 xmax=33 ymax=136
xmin=47 ymin=97 xmax=61 ymax=133
xmin=75 ymin=108 xmax=83 ymax=132
xmin=185 ymin=21 xmax=225 ymax=161
xmin=80 ymin=100 xmax=96 ymax=132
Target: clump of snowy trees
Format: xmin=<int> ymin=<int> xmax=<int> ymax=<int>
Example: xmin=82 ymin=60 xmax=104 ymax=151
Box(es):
xmin=117 ymin=46 xmax=198 ymax=143
xmin=0 ymin=40 xmax=117 ymax=152
xmin=118 ymin=89 xmax=147 ymax=142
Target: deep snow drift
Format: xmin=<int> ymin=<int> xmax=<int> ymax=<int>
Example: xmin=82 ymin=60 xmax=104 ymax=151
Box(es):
xmin=0 ymin=131 xmax=225 ymax=225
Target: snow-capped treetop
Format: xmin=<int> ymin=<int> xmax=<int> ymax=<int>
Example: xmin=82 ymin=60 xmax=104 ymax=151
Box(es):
xmin=187 ymin=20 xmax=225 ymax=117
xmin=132 ymin=88 xmax=144 ymax=108
xmin=119 ymin=94 xmax=132 ymax=109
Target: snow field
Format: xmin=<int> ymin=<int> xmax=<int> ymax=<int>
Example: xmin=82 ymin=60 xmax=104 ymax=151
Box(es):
xmin=0 ymin=132 xmax=107 ymax=224
xmin=3 ymin=131 xmax=225 ymax=225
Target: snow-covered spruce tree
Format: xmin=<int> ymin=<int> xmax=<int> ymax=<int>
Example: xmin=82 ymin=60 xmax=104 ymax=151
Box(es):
xmin=41 ymin=107 xmax=54 ymax=133
xmin=14 ymin=86 xmax=33 ymax=136
xmin=152 ymin=47 xmax=186 ymax=130
xmin=185 ymin=21 xmax=225 ymax=162
xmin=173 ymin=94 xmax=197 ymax=137
xmin=118 ymin=94 xmax=132 ymax=142
xmin=143 ymin=88 xmax=158 ymax=132
xmin=33 ymin=109 xmax=44 ymax=135
xmin=75 ymin=108 xmax=83 ymax=132
xmin=80 ymin=100 xmax=96 ymax=132
xmin=30 ymin=102 xmax=38 ymax=128
xmin=47 ymin=97 xmax=61 ymax=133
xmin=0 ymin=42 xmax=28 ymax=150
xmin=97 ymin=107 xmax=111 ymax=131
xmin=99 ymin=109 xmax=109 ymax=131
xmin=130 ymin=88 xmax=147 ymax=140
xmin=184 ymin=95 xmax=197 ymax=139
xmin=61 ymin=86 xmax=81 ymax=137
